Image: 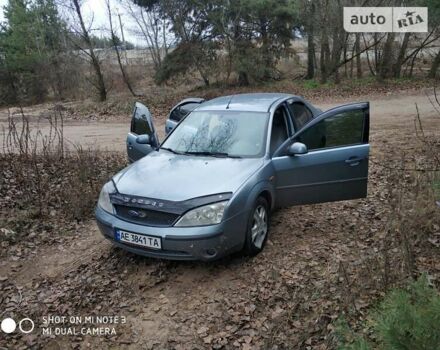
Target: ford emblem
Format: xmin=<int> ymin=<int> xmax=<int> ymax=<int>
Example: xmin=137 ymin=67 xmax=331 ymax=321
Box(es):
xmin=128 ymin=210 xmax=147 ymax=218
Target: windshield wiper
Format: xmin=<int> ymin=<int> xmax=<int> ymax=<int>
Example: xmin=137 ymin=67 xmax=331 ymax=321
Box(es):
xmin=160 ymin=147 xmax=185 ymax=155
xmin=183 ymin=151 xmax=242 ymax=158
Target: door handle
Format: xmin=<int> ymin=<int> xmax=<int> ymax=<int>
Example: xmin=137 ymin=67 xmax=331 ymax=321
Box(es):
xmin=345 ymin=157 xmax=363 ymax=166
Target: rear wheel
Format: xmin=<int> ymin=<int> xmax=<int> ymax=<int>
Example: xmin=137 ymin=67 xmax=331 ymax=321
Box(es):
xmin=243 ymin=197 xmax=269 ymax=256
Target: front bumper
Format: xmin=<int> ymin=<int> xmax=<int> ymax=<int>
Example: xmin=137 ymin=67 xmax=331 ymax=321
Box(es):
xmin=95 ymin=206 xmax=248 ymax=261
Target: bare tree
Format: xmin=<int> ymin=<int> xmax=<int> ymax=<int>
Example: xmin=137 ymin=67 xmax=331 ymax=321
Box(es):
xmin=69 ymin=0 xmax=107 ymax=101
xmin=429 ymin=49 xmax=440 ymax=78
xmin=123 ymin=0 xmax=170 ymax=70
xmin=401 ymin=29 xmax=440 ymax=77
xmin=105 ymin=0 xmax=137 ymax=96
xmin=303 ymin=0 xmax=316 ymax=80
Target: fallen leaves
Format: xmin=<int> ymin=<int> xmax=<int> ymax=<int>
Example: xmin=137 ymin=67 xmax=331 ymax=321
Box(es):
xmin=1 ymin=87 xmax=439 ymax=349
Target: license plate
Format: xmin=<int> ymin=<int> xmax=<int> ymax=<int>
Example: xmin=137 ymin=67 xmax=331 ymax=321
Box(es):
xmin=115 ymin=229 xmax=161 ymax=250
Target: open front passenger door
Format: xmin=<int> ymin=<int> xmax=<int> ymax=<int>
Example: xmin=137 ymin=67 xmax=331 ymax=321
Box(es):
xmin=126 ymin=102 xmax=159 ymax=163
xmin=272 ymin=102 xmax=370 ymax=207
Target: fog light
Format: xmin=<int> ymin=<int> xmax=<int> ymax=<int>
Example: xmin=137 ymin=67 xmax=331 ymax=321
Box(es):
xmin=205 ymin=248 xmax=217 ymax=257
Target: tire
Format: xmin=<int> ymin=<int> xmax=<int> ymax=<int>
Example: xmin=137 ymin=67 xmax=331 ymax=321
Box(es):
xmin=243 ymin=196 xmax=270 ymax=256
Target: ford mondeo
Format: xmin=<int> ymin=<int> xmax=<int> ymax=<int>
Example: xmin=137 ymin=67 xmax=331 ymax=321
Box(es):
xmin=95 ymin=93 xmax=370 ymax=261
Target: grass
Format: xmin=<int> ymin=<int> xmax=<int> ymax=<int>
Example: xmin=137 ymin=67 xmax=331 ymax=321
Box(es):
xmin=302 ymin=79 xmax=335 ymax=90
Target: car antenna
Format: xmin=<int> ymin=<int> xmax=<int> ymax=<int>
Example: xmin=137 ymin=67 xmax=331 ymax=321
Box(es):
xmin=226 ymin=96 xmax=233 ymax=109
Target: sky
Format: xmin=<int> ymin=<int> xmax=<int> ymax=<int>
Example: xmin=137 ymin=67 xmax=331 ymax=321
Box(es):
xmin=0 ymin=0 xmax=144 ymax=45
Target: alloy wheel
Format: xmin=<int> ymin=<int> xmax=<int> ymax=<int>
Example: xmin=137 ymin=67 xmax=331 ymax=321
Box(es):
xmin=251 ymin=205 xmax=268 ymax=249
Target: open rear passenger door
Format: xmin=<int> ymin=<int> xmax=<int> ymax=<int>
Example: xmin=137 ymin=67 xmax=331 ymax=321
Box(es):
xmin=165 ymin=98 xmax=204 ymax=134
xmin=272 ymin=102 xmax=370 ymax=207
xmin=126 ymin=102 xmax=159 ymax=162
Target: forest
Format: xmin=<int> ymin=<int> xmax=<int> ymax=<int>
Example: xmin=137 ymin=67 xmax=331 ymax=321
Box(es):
xmin=1 ymin=0 xmax=440 ymax=105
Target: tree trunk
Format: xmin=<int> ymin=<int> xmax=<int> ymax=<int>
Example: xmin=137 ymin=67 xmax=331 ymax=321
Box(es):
xmin=429 ymin=49 xmax=440 ymax=79
xmin=306 ymin=32 xmax=315 ymax=79
xmin=330 ymin=26 xmax=342 ymax=84
xmin=115 ymin=46 xmax=137 ymax=96
xmin=362 ymin=35 xmax=375 ymax=76
xmin=379 ymin=33 xmax=395 ymax=81
xmin=106 ymin=0 xmax=136 ymax=96
xmin=238 ymin=71 xmax=249 ymax=86
xmin=355 ymin=33 xmax=362 ymax=78
xmin=233 ymin=20 xmax=249 ymax=86
xmin=72 ymin=0 xmax=106 ymax=101
xmin=305 ymin=2 xmax=315 ymax=80
xmin=408 ymin=50 xmax=420 ymax=78
xmin=374 ymin=33 xmax=379 ymax=73
xmin=201 ymin=74 xmax=210 ymax=86
xmin=320 ymin=31 xmax=330 ymax=83
xmin=393 ymin=32 xmax=410 ymax=78
xmin=260 ymin=20 xmax=272 ymax=79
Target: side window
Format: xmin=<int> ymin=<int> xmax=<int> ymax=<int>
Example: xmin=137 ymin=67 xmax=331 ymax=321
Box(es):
xmin=270 ymin=107 xmax=289 ymax=154
xmin=288 ymin=102 xmax=313 ymax=129
xmin=170 ymin=102 xmax=200 ymax=122
xmin=131 ymin=108 xmax=153 ymax=135
xmin=169 ymin=107 xmax=182 ymax=122
xmin=296 ymin=109 xmax=365 ymax=151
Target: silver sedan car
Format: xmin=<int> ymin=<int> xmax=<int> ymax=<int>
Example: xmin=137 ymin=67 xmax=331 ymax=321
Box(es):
xmin=95 ymin=93 xmax=370 ymax=261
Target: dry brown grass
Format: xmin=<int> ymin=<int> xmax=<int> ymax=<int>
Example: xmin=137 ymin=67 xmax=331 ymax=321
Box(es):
xmin=0 ymin=106 xmax=125 ymax=248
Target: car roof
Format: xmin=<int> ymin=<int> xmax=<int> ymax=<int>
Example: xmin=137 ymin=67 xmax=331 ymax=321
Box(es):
xmin=196 ymin=93 xmax=298 ymax=112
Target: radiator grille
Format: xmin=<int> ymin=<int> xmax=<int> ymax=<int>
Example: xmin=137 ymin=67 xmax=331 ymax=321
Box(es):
xmin=114 ymin=205 xmax=179 ymax=227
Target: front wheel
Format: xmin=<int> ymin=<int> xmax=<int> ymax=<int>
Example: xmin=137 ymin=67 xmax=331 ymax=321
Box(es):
xmin=243 ymin=197 xmax=269 ymax=256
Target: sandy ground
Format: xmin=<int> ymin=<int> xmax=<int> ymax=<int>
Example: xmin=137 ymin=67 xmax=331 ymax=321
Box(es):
xmin=0 ymin=90 xmax=439 ymax=349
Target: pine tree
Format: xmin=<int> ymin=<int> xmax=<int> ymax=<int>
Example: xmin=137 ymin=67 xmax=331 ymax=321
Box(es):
xmin=0 ymin=0 xmax=66 ymax=104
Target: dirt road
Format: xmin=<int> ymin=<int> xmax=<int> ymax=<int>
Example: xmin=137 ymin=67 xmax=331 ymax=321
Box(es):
xmin=1 ymin=89 xmax=438 ymax=153
xmin=0 ymin=90 xmax=439 ymax=349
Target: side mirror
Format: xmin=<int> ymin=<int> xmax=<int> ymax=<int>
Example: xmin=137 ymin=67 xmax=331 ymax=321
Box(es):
xmin=136 ymin=134 xmax=151 ymax=144
xmin=288 ymin=142 xmax=308 ymax=156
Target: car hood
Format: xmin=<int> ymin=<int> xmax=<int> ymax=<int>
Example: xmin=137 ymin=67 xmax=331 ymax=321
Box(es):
xmin=113 ymin=150 xmax=264 ymax=201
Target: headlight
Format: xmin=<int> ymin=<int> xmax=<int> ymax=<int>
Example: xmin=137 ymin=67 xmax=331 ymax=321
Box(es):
xmin=98 ymin=181 xmax=116 ymax=213
xmin=175 ymin=201 xmax=228 ymax=227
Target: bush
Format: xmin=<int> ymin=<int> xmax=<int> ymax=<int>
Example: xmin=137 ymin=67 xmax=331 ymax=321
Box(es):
xmin=0 ymin=109 xmax=125 ymax=247
xmin=337 ymin=275 xmax=440 ymax=350
xmin=373 ymin=275 xmax=440 ymax=350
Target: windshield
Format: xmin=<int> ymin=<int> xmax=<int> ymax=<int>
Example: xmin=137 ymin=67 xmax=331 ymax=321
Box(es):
xmin=161 ymin=110 xmax=269 ymax=158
